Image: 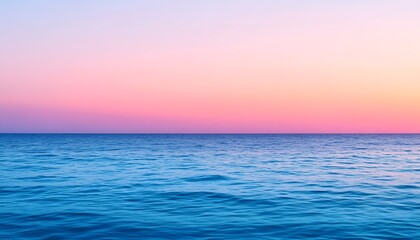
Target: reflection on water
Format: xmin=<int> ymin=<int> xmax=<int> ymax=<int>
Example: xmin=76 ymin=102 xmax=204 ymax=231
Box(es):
xmin=0 ymin=134 xmax=419 ymax=239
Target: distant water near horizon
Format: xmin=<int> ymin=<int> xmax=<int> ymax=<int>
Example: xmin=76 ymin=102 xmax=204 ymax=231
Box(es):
xmin=0 ymin=134 xmax=419 ymax=239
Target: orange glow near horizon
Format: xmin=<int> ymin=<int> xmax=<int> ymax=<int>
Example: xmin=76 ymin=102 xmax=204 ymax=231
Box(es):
xmin=1 ymin=1 xmax=419 ymax=133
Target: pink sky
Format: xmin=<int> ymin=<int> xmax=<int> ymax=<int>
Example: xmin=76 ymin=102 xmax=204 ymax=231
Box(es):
xmin=1 ymin=1 xmax=419 ymax=133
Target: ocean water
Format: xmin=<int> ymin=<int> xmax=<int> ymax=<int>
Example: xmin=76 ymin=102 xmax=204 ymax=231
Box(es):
xmin=0 ymin=134 xmax=419 ymax=240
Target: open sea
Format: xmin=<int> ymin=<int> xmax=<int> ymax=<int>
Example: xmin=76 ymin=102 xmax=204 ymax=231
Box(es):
xmin=0 ymin=134 xmax=419 ymax=239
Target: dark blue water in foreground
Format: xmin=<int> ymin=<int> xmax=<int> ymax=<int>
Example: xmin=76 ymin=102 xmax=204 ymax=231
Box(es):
xmin=0 ymin=134 xmax=419 ymax=239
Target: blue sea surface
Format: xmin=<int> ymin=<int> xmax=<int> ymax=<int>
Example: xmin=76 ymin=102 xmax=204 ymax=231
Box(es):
xmin=0 ymin=134 xmax=419 ymax=239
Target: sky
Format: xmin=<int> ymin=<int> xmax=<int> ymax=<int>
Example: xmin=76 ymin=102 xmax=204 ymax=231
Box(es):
xmin=1 ymin=0 xmax=419 ymax=133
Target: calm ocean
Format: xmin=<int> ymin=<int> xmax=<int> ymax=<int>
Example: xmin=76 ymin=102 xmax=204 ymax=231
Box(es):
xmin=0 ymin=134 xmax=419 ymax=239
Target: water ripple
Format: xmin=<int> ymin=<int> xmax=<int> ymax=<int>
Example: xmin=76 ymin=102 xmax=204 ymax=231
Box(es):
xmin=0 ymin=134 xmax=419 ymax=239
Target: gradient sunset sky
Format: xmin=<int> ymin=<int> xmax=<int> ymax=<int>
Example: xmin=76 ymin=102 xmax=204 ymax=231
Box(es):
xmin=1 ymin=0 xmax=419 ymax=133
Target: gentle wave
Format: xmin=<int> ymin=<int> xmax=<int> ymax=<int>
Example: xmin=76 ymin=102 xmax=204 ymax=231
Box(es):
xmin=0 ymin=134 xmax=419 ymax=239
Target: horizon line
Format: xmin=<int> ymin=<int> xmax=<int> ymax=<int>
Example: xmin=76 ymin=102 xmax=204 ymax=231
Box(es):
xmin=1 ymin=133 xmax=419 ymax=135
